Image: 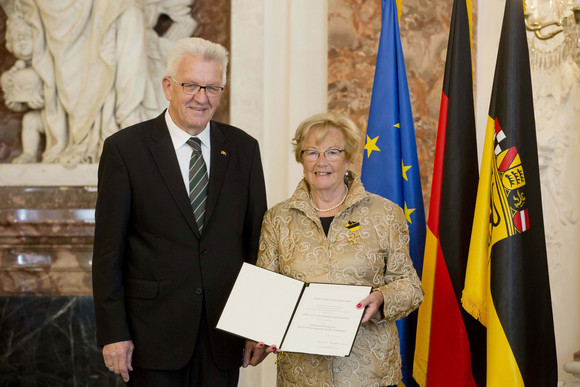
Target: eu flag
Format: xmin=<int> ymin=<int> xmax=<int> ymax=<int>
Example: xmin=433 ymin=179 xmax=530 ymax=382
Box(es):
xmin=361 ymin=0 xmax=426 ymax=385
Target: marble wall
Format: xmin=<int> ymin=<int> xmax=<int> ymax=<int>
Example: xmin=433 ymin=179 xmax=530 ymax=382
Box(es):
xmin=328 ymin=0 xmax=478 ymax=212
xmin=190 ymin=0 xmax=231 ymax=125
xmin=0 ymin=296 xmax=125 ymax=386
xmin=0 ymin=187 xmax=96 ymax=296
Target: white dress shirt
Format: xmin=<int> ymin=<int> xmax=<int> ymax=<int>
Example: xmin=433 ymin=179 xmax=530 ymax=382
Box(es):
xmin=165 ymin=110 xmax=212 ymax=194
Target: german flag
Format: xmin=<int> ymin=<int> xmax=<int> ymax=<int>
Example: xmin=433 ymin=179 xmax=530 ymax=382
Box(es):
xmin=413 ymin=0 xmax=485 ymax=385
xmin=462 ymin=0 xmax=557 ymax=385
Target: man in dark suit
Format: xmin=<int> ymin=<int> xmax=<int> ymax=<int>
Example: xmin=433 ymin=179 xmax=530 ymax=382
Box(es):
xmin=92 ymin=37 xmax=267 ymax=386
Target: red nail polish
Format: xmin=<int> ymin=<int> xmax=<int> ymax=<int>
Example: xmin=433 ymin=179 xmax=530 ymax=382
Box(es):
xmin=272 ymin=345 xmax=277 ymax=350
xmin=357 ymin=303 xmax=362 ymax=308
xmin=259 ymin=343 xmax=264 ymax=347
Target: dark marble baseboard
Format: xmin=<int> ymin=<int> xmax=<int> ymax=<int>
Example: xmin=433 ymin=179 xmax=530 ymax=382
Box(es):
xmin=0 ymin=296 xmax=124 ymax=386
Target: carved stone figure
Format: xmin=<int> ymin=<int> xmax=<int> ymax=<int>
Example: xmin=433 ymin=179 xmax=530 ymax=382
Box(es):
xmin=0 ymin=10 xmax=45 ymax=163
xmin=0 ymin=0 xmax=195 ymax=165
xmin=141 ymin=0 xmax=197 ymax=112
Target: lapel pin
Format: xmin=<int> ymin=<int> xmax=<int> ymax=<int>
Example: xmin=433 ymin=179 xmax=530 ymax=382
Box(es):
xmin=346 ymin=221 xmax=360 ymax=232
xmin=221 ymin=150 xmax=227 ymax=156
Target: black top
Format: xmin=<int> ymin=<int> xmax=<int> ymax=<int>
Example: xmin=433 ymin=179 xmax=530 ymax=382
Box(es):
xmin=320 ymin=216 xmax=334 ymax=236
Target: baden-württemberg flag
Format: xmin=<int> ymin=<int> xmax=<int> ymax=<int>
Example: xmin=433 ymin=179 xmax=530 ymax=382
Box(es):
xmin=413 ymin=0 xmax=485 ymax=385
xmin=461 ymin=0 xmax=557 ymax=385
xmin=361 ymin=0 xmax=426 ymax=385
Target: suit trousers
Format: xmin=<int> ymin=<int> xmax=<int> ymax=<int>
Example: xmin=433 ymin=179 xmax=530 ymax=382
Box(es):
xmin=127 ymin=303 xmax=239 ymax=387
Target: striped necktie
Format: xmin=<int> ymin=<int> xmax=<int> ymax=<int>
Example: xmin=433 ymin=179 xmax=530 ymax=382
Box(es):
xmin=186 ymin=137 xmax=208 ymax=232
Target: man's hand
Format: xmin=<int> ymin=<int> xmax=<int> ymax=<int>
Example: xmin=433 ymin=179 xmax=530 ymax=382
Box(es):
xmin=358 ymin=290 xmax=384 ymax=323
xmin=103 ymin=340 xmax=134 ymax=382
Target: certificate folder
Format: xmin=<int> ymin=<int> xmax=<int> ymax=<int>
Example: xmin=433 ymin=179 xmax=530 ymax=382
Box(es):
xmin=216 ymin=263 xmax=371 ymax=357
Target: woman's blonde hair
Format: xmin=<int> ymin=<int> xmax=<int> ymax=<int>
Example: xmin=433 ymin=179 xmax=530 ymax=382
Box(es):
xmin=292 ymin=112 xmax=362 ymax=163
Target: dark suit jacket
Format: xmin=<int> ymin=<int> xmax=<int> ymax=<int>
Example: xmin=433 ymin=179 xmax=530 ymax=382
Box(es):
xmin=92 ymin=112 xmax=267 ymax=371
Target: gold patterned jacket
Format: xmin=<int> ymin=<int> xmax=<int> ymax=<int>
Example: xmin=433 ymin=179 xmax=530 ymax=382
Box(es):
xmin=257 ymin=172 xmax=424 ymax=387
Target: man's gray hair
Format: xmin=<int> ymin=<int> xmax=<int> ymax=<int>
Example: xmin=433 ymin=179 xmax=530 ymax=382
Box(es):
xmin=165 ymin=37 xmax=229 ymax=85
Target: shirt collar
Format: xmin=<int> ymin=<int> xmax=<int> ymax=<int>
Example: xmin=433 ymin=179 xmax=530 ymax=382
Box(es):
xmin=165 ymin=109 xmax=211 ymax=151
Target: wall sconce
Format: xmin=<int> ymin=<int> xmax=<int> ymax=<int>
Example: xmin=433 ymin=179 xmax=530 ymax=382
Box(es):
xmin=525 ymin=5 xmax=580 ymax=40
xmin=524 ymin=0 xmax=580 ymax=71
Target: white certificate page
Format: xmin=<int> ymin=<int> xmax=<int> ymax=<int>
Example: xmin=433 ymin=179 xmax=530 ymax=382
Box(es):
xmin=216 ymin=263 xmax=305 ymax=347
xmin=280 ymin=283 xmax=371 ymax=357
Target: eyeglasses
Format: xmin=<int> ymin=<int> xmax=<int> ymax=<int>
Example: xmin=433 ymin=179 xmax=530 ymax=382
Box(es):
xmin=301 ymin=148 xmax=344 ymax=162
xmin=171 ymin=78 xmax=224 ymax=97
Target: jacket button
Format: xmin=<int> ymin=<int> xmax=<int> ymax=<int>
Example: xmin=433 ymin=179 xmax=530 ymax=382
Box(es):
xmin=195 ymin=288 xmax=203 ymax=295
xmin=200 ymin=248 xmax=207 ymax=255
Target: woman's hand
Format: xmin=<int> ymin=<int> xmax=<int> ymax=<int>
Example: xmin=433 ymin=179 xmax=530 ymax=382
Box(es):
xmin=357 ymin=290 xmax=384 ymax=323
xmin=242 ymin=340 xmax=279 ymax=367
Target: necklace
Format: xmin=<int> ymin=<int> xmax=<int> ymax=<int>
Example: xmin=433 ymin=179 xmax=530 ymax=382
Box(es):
xmin=309 ymin=184 xmax=348 ymax=212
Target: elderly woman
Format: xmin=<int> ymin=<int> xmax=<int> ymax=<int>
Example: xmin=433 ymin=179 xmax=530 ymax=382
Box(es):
xmin=244 ymin=112 xmax=424 ymax=386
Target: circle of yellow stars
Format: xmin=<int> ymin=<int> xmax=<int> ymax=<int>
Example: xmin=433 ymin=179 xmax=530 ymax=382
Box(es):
xmin=363 ymin=123 xmax=416 ymax=224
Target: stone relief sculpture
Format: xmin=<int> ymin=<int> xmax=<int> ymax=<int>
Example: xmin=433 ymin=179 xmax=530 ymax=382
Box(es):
xmin=0 ymin=10 xmax=44 ymax=163
xmin=0 ymin=0 xmax=196 ymax=165
xmin=533 ymin=61 xmax=580 ymax=248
